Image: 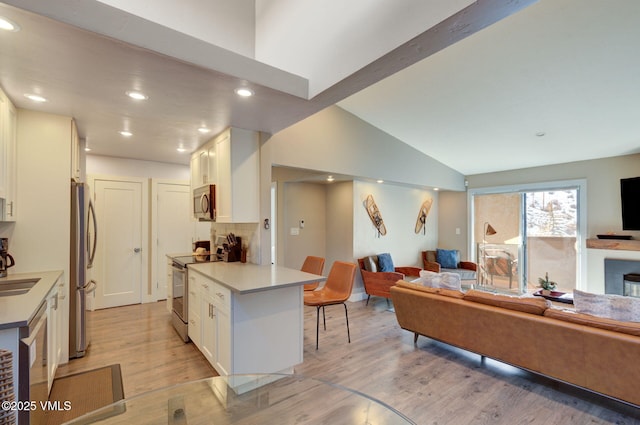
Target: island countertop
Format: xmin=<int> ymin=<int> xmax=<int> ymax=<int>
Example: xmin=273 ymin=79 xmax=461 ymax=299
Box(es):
xmin=187 ymin=262 xmax=325 ymax=294
xmin=0 ymin=270 xmax=64 ymax=329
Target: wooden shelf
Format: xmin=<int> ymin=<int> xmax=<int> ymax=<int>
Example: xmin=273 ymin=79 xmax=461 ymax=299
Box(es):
xmin=586 ymin=238 xmax=640 ymax=252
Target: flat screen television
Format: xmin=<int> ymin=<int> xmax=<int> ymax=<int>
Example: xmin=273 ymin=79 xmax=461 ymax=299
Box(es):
xmin=621 ymin=177 xmax=640 ymax=231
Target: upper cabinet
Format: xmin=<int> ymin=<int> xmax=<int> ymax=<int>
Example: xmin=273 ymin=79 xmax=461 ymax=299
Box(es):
xmin=0 ymin=88 xmax=17 ymax=221
xmin=191 ymin=128 xmax=259 ymax=223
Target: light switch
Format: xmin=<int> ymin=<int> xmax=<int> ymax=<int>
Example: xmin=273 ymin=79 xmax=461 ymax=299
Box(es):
xmin=455 ymin=228 xmax=461 ymax=235
xmin=290 ymin=227 xmax=300 ymax=236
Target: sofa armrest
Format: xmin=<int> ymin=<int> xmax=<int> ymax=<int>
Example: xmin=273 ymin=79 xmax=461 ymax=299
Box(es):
xmin=395 ymin=266 xmax=422 ymax=277
xmin=423 ymin=261 xmax=441 ymax=273
xmin=459 ymin=261 xmax=477 ymax=272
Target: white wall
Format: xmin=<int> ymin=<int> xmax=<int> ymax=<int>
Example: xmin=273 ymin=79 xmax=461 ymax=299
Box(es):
xmin=0 ymin=109 xmax=72 ymax=363
xmin=438 ymin=190 xmax=470 ymax=259
xmin=265 ymin=106 xmax=465 ymax=191
xmin=326 ymin=181 xmax=354 ymax=274
xmin=349 ymin=181 xmax=437 ymax=298
xmin=2 ymin=110 xmax=71 ymax=274
xmin=95 ymin=0 xmax=255 ymax=57
xmin=282 ymin=182 xmax=326 ymax=269
xmin=259 ymin=105 xmax=462 ymax=265
xmin=255 ymin=0 xmax=473 ymax=96
xmin=353 ymin=181 xmax=438 ymax=268
xmin=87 ymin=155 xmax=190 ymax=180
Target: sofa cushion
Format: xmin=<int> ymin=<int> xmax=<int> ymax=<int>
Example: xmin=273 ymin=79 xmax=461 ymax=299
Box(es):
xmin=463 ymin=289 xmax=550 ymax=315
xmin=377 ymin=253 xmax=395 ymax=272
xmin=544 ymin=307 xmax=640 ymax=337
xmin=573 ymin=289 xmax=640 ymax=322
xmin=418 ymin=270 xmax=462 ymax=291
xmin=425 ymin=250 xmax=437 ymax=263
xmin=436 ymin=249 xmax=459 ymax=269
xmin=395 ymin=280 xmax=465 ymax=299
xmin=363 ymin=256 xmax=379 ymax=272
xmin=442 ymin=268 xmax=477 ymax=281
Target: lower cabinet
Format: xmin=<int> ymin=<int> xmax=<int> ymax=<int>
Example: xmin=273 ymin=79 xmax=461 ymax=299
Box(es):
xmin=215 ymin=305 xmax=231 ymax=375
xmin=188 ymin=268 xmax=304 ymax=379
xmin=188 ymin=273 xmax=201 ymax=349
xmin=200 ymin=292 xmax=217 ymax=365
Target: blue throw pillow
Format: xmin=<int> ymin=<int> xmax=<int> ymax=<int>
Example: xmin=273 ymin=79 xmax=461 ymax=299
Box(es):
xmin=378 ymin=253 xmax=395 ymax=272
xmin=436 ymin=249 xmax=459 ymax=269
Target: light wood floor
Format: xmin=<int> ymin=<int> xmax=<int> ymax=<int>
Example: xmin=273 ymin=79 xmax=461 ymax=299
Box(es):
xmin=56 ymin=299 xmax=640 ymax=424
xmin=54 ymin=302 xmax=217 ymax=397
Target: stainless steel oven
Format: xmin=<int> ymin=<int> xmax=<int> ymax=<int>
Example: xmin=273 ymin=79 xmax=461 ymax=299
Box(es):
xmin=171 ymin=260 xmax=189 ymax=342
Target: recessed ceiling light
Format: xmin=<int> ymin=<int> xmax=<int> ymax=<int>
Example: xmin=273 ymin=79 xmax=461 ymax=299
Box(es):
xmin=536 ymin=131 xmax=546 ymax=137
xmin=235 ymin=88 xmax=254 ymax=97
xmin=119 ymin=130 xmax=133 ymax=137
xmin=84 ymin=147 xmax=92 ymax=152
xmin=24 ymin=93 xmax=47 ymax=102
xmin=377 ymin=179 xmax=384 ymax=184
xmin=326 ymin=175 xmax=335 ymax=182
xmin=0 ymin=16 xmax=20 ymax=32
xmin=126 ymin=91 xmax=148 ymax=100
xmin=198 ymin=127 xmax=211 ymax=134
xmin=434 ymin=188 xmax=440 ymax=191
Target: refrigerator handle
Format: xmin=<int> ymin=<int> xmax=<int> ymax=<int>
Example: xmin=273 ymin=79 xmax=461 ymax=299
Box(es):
xmin=86 ymin=279 xmax=97 ymax=294
xmin=87 ymin=197 xmax=98 ymax=268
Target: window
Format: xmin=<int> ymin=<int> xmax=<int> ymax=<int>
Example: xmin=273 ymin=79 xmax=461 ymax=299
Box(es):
xmin=469 ymin=180 xmax=586 ymax=294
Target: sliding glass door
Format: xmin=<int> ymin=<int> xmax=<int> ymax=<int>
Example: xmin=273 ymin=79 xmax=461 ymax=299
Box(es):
xmin=470 ymin=181 xmax=584 ymax=294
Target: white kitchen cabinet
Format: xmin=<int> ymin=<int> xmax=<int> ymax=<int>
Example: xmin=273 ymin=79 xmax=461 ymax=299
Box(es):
xmin=0 ymin=87 xmax=17 ymax=221
xmin=191 ymin=149 xmax=210 ymax=189
xmin=215 ymin=301 xmax=231 ymax=375
xmin=188 ymin=264 xmax=307 ymax=382
xmin=190 ymin=127 xmax=259 ymax=222
xmin=200 ymin=291 xmax=217 ymax=365
xmin=187 ymin=272 xmax=201 ymax=349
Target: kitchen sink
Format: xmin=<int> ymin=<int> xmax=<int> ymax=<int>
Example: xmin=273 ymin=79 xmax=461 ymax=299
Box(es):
xmin=0 ymin=279 xmax=39 ymax=297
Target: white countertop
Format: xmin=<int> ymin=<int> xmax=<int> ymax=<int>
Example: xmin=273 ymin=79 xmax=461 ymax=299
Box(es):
xmin=0 ymin=270 xmax=63 ymax=330
xmin=188 ymin=262 xmax=325 ymax=294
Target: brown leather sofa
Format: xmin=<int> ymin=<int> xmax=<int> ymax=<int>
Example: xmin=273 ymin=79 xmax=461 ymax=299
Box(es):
xmin=390 ymin=280 xmax=640 ymax=407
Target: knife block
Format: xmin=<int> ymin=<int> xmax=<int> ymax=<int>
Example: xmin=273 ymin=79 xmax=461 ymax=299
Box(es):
xmin=221 ymin=236 xmax=242 ymax=262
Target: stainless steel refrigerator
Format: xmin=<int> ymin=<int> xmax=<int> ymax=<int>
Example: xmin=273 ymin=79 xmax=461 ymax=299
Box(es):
xmin=69 ymin=179 xmax=98 ymax=358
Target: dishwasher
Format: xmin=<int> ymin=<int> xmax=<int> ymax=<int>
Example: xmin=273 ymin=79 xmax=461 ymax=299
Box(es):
xmin=19 ymin=301 xmax=48 ymax=425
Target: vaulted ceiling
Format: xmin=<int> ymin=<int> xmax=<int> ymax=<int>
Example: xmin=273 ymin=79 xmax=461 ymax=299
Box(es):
xmin=1 ymin=0 xmax=638 ymax=175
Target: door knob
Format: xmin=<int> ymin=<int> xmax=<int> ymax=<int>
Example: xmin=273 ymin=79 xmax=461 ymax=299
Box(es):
xmin=134 ymin=248 xmax=141 ymax=253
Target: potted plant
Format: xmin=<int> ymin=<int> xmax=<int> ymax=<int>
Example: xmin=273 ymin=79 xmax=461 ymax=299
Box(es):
xmin=538 ymin=272 xmax=557 ymax=295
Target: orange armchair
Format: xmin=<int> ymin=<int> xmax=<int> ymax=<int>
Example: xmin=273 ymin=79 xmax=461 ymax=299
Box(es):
xmin=358 ymin=255 xmax=421 ymax=305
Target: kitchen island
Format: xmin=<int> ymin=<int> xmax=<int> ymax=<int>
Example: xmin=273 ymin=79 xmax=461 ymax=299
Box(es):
xmin=186 ymin=262 xmax=324 ymax=392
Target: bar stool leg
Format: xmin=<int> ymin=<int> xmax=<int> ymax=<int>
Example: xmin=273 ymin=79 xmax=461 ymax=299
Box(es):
xmin=343 ymin=303 xmax=351 ymax=343
xmin=315 ymin=305 xmax=321 ymax=350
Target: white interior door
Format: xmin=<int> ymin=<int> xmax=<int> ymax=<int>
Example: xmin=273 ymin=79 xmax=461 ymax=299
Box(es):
xmin=155 ymin=182 xmax=194 ymax=300
xmin=93 ymin=177 xmax=145 ymax=308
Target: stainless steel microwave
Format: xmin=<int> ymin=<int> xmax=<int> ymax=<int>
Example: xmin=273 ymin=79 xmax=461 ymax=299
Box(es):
xmin=193 ymin=184 xmax=216 ymax=221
